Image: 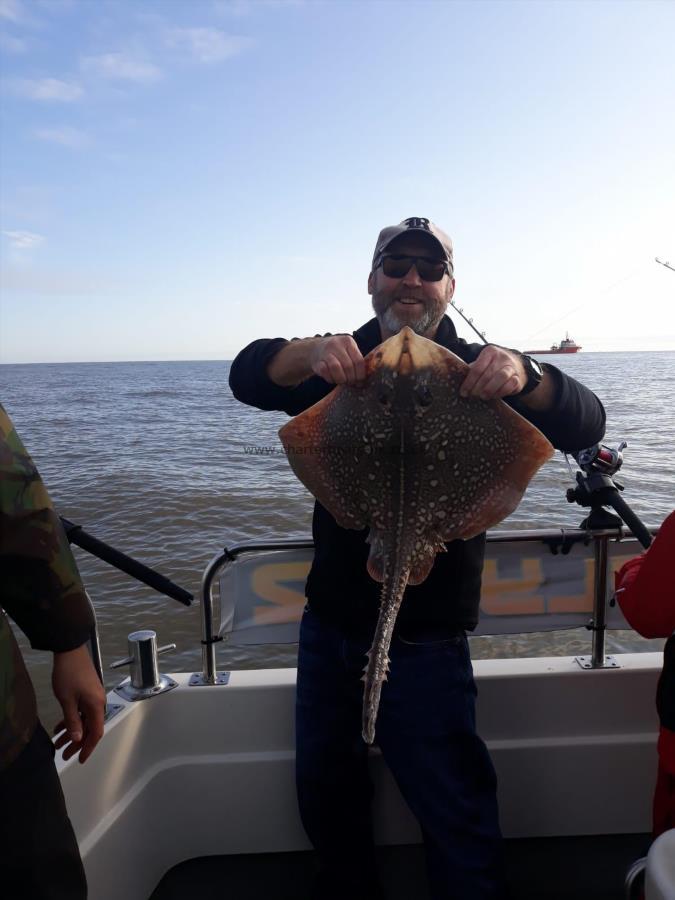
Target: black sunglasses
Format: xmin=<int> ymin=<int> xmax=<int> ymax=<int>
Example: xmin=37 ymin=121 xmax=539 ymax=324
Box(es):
xmin=376 ymin=254 xmax=451 ymax=282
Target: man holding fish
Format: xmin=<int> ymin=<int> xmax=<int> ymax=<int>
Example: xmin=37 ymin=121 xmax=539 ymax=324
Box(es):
xmin=229 ymin=217 xmax=605 ymax=900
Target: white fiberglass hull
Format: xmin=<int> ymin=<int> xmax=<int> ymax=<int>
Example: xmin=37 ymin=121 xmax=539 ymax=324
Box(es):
xmin=58 ymin=653 xmax=663 ymax=900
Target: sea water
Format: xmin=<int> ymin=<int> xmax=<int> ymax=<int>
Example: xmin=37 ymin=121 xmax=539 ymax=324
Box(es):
xmin=2 ymin=351 xmax=674 ymax=726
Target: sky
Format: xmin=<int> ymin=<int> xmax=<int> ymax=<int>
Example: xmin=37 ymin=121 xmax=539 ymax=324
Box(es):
xmin=0 ymin=0 xmax=674 ymax=364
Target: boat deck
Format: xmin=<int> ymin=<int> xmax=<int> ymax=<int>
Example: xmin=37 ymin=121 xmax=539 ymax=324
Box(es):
xmin=151 ymin=834 xmax=649 ymax=899
xmin=58 ymin=660 xmax=663 ymax=900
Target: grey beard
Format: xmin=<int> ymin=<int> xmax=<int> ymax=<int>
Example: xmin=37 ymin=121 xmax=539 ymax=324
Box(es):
xmin=378 ymin=303 xmax=437 ymax=337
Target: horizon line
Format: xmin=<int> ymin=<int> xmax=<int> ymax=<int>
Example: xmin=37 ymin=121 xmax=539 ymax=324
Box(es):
xmin=2 ymin=348 xmax=675 ymax=366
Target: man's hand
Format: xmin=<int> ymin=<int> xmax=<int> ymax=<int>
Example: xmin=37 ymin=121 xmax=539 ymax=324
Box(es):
xmin=267 ymin=334 xmax=366 ymax=387
xmin=309 ymin=335 xmax=366 ymax=385
xmin=52 ymin=644 xmax=106 ymax=764
xmin=460 ymin=345 xmax=525 ymax=400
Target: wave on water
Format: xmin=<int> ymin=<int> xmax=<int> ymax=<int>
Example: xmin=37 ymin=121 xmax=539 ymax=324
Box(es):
xmin=123 ymin=389 xmax=183 ymax=399
xmin=3 ymin=353 xmax=673 ymax=723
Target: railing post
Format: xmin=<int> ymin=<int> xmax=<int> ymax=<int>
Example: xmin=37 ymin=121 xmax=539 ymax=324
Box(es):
xmin=575 ymin=532 xmax=619 ymax=670
xmin=202 ymin=551 xmax=221 ymax=683
xmin=89 ymin=624 xmax=104 ymax=685
xmin=84 ymin=591 xmax=125 ymax=722
xmin=189 ymin=549 xmax=231 ymax=687
xmin=591 ymin=534 xmax=609 ymax=667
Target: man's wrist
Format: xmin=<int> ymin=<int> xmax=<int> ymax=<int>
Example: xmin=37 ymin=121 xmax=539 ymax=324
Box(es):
xmin=515 ymin=354 xmax=543 ymax=396
xmin=266 ymin=336 xmax=326 ymax=387
xmin=514 ymin=367 xmax=556 ymax=411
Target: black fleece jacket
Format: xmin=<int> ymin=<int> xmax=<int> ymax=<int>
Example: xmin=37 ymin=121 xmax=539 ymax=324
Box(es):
xmin=229 ymin=316 xmax=606 ymax=635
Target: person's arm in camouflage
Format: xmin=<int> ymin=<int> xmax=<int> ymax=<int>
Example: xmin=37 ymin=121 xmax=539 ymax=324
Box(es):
xmin=0 ymin=404 xmax=105 ymax=763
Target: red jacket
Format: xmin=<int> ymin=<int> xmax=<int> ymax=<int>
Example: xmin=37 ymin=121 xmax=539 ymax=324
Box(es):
xmin=615 ymin=510 xmax=675 ymax=836
xmin=616 ymin=510 xmax=675 ymax=640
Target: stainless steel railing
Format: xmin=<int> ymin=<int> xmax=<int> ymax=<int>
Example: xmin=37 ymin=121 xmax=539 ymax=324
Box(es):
xmin=197 ymin=541 xmax=314 ymax=685
xmin=195 ymin=526 xmax=659 ymax=685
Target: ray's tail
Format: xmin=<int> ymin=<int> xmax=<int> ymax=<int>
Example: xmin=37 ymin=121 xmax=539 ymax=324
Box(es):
xmin=361 ymin=565 xmax=411 ymax=744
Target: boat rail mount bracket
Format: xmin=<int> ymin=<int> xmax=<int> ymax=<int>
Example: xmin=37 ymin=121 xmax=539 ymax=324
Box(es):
xmin=111 ymin=629 xmax=179 ymax=701
xmin=189 ymin=672 xmax=231 ymax=686
xmin=190 ymin=635 xmax=230 ymax=685
xmin=575 ymin=654 xmax=620 ymax=670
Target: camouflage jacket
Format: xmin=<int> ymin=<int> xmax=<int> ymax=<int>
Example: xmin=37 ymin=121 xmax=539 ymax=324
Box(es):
xmin=0 ymin=404 xmax=94 ymax=770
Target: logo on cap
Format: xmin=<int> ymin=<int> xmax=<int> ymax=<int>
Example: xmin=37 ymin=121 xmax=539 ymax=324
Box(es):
xmin=403 ymin=217 xmax=430 ymax=231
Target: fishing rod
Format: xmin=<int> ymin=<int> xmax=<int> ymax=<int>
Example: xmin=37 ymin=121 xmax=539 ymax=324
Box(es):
xmin=61 ymin=516 xmax=193 ymax=606
xmin=448 ymin=298 xmax=489 ymax=344
xmin=655 ymin=257 xmax=675 ymax=273
xmin=452 ymin=259 xmax=649 ymax=346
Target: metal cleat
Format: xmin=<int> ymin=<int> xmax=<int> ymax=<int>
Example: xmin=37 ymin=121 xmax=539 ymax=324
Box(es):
xmin=111 ymin=629 xmax=178 ymax=701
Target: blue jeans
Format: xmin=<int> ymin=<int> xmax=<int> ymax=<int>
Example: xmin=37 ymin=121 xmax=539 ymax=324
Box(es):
xmin=296 ymin=606 xmax=506 ymax=900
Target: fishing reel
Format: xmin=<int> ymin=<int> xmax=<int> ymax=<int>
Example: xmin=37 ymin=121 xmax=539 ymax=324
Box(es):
xmin=566 ymin=441 xmax=651 ymax=550
xmin=575 ymin=441 xmax=626 ymax=478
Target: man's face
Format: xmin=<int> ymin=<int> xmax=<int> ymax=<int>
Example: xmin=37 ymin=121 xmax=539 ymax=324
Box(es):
xmin=368 ymin=234 xmax=455 ymax=340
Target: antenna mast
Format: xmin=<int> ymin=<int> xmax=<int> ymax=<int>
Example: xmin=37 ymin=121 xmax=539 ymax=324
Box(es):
xmin=656 ymin=257 xmax=675 ymax=273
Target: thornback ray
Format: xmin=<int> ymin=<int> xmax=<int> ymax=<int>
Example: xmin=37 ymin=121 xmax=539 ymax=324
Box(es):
xmin=279 ymin=326 xmax=554 ymax=744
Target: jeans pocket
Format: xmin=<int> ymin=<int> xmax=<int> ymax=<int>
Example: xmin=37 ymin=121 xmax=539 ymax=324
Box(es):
xmin=396 ymin=631 xmax=465 ymax=650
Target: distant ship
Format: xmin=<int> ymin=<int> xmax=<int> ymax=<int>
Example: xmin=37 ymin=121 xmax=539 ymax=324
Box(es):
xmin=525 ymin=333 xmax=582 ymax=355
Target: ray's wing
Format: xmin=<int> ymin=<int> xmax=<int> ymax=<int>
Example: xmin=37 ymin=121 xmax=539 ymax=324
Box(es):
xmin=401 ymin=348 xmax=554 ymax=583
xmin=280 ymin=388 xmax=364 ymax=530
xmin=278 ymin=352 xmax=394 ymax=532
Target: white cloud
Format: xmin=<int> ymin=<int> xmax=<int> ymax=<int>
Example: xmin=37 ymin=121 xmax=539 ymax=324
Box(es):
xmin=9 ymin=77 xmax=83 ymax=101
xmin=0 ymin=31 xmax=25 ymax=51
xmin=2 ymin=230 xmax=44 ymax=251
xmin=0 ymin=0 xmax=41 ymax=26
xmin=0 ymin=0 xmax=23 ymax=23
xmin=164 ymin=26 xmax=253 ymax=63
xmin=33 ymin=125 xmax=90 ymax=148
xmin=81 ymin=51 xmax=162 ymax=83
